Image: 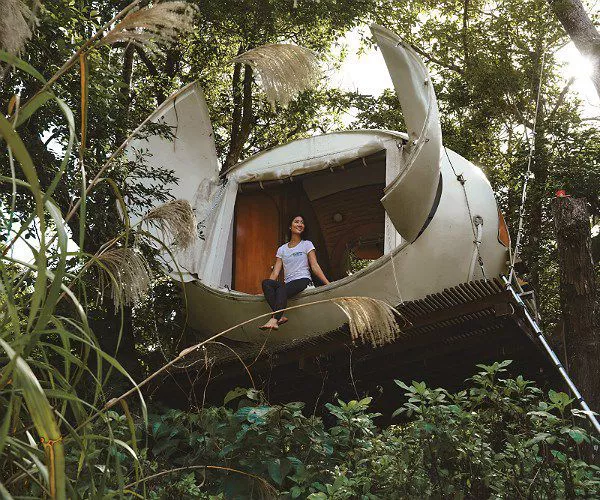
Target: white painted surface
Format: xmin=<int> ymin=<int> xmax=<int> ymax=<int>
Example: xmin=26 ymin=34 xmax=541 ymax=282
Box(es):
xmin=126 ymin=82 xmax=220 ymax=218
xmin=124 ymin=83 xmax=221 ymax=281
xmin=372 ymin=24 xmax=442 ymax=243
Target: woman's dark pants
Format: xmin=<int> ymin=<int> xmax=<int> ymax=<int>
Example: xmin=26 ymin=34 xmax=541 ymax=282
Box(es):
xmin=262 ymin=278 xmax=311 ymax=320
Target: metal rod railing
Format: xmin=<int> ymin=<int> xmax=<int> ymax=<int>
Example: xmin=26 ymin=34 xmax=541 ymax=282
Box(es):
xmin=503 ymin=276 xmax=600 ymax=434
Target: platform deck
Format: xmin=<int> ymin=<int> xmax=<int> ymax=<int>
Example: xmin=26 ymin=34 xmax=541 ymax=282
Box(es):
xmin=153 ymin=279 xmax=559 ymax=417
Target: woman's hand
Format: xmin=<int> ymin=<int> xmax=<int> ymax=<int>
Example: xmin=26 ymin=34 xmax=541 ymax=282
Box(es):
xmin=308 ymin=250 xmax=330 ymax=285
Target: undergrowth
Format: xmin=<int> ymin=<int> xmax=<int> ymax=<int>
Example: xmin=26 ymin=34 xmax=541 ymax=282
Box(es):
xmin=14 ymin=361 xmax=598 ymax=498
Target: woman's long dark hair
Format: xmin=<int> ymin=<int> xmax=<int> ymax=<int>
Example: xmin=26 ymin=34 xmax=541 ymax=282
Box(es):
xmin=286 ymin=214 xmax=309 ymax=241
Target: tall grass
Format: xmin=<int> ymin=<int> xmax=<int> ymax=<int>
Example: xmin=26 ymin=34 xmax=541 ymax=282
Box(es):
xmin=0 ymin=58 xmax=140 ymax=500
xmin=0 ymin=3 xmax=197 ymax=497
xmin=0 ymin=2 xmax=381 ymax=497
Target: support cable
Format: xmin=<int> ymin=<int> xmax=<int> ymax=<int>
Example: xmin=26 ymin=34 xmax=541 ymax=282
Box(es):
xmin=508 ymin=50 xmax=546 ymax=285
xmin=503 ymin=277 xmax=600 ymax=435
xmin=444 ymin=147 xmax=487 ymax=280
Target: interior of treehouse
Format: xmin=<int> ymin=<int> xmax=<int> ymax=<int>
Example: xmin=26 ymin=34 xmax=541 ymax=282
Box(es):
xmin=232 ymin=150 xmax=390 ymax=294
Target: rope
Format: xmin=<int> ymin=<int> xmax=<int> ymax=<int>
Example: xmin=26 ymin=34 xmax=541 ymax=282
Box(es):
xmin=41 ymin=435 xmax=63 ymax=497
xmin=508 ymin=49 xmax=546 ymax=284
xmin=444 ymin=147 xmax=487 ymax=280
xmin=390 ymin=251 xmax=403 ymax=305
xmin=196 ymin=180 xmax=227 ymax=237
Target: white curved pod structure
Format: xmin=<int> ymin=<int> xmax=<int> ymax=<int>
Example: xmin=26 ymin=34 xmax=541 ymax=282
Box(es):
xmin=371 ymin=24 xmax=442 ymax=242
xmin=124 ymin=82 xmax=221 ymax=280
xmin=125 ymin=25 xmax=509 ymax=344
xmin=183 ymin=130 xmax=508 ymax=343
xmin=126 ymin=82 xmax=220 ymax=215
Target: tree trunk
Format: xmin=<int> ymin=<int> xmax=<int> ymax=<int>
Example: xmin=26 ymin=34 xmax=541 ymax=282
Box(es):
xmin=552 ymin=196 xmax=599 ymax=417
xmin=547 ymin=0 xmax=600 ymax=98
xmin=116 ymin=44 xmax=135 ymax=145
xmin=223 ymin=62 xmax=254 ymax=172
xmin=523 ymin=42 xmax=547 ymax=299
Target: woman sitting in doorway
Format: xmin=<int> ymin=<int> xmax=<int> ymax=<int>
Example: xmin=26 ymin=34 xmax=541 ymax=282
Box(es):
xmin=260 ymin=214 xmax=330 ymax=330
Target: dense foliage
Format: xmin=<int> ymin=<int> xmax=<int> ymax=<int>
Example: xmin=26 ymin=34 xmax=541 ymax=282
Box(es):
xmin=16 ymin=362 xmax=600 ymax=498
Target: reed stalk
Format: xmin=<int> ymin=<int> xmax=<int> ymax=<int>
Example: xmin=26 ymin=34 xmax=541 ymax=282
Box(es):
xmin=73 ymin=296 xmax=404 ymax=433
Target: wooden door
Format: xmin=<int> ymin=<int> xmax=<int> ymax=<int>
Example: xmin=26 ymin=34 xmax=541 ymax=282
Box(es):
xmin=233 ymin=192 xmax=280 ymax=294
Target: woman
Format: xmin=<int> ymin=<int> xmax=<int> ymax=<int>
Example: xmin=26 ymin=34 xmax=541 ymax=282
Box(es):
xmin=260 ymin=215 xmax=330 ymax=330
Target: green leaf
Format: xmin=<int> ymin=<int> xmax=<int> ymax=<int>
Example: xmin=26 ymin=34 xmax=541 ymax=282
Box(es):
xmin=224 ymin=387 xmax=250 ymax=405
xmin=525 ymin=432 xmax=551 ymax=447
xmin=391 ymin=407 xmax=404 ymax=418
xmin=268 ymin=458 xmax=284 ymax=485
xmin=394 ymin=380 xmax=411 ymax=391
xmin=0 ymin=340 xmax=65 ymax=499
xmin=247 ymin=406 xmax=271 ymax=424
xmin=0 ymin=50 xmax=47 ymax=82
xmin=287 ymin=456 xmax=304 ymax=471
xmin=14 ymin=92 xmax=54 ymax=128
xmin=568 ymin=429 xmax=586 ymax=444
xmin=0 ymin=481 xmax=14 ymax=499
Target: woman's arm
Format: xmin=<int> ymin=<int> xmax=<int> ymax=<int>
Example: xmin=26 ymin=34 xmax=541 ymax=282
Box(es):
xmin=308 ymin=250 xmax=330 ymax=285
xmin=268 ymin=258 xmax=283 ymax=280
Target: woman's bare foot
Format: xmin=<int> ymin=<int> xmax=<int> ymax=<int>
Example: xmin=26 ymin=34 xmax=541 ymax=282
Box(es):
xmin=277 ymin=316 xmax=288 ymax=325
xmin=259 ymin=317 xmax=279 ymax=330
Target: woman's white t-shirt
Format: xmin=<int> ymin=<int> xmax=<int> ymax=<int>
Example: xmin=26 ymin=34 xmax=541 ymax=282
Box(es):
xmin=276 ymin=240 xmax=315 ymax=283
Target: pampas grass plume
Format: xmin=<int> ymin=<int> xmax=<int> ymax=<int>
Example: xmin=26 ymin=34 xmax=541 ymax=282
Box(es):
xmin=0 ymin=0 xmax=38 ymax=55
xmin=333 ymin=297 xmax=403 ymax=347
xmin=144 ymin=199 xmax=197 ymax=249
xmin=101 ymin=1 xmax=197 ymax=49
xmin=94 ymin=247 xmax=152 ymax=308
xmin=233 ymin=44 xmax=321 ymax=107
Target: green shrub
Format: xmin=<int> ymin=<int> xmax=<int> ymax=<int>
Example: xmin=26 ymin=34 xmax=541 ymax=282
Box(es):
xmin=115 ymin=361 xmax=599 ymax=498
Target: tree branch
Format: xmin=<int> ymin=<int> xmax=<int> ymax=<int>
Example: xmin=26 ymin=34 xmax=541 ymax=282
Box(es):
xmin=229 ymin=61 xmax=243 ymax=152
xmin=547 ymin=0 xmax=600 ymax=98
xmin=239 ymin=64 xmax=254 ymax=145
xmin=224 ymin=56 xmax=254 ymax=171
xmin=548 ymin=76 xmax=575 ymax=122
xmin=134 ymin=46 xmax=165 ymax=104
xmin=134 ymin=46 xmax=158 ymax=76
xmin=462 ymin=0 xmax=470 ymax=68
xmin=408 ymin=42 xmax=464 ymax=74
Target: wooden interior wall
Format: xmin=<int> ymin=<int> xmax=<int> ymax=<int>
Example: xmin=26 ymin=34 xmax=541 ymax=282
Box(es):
xmin=311 ymin=184 xmax=386 ymax=279
xmin=233 ymin=192 xmax=281 ymax=294
xmin=234 ymin=180 xmax=386 ymax=289
xmin=233 ymin=184 xmax=330 ymax=291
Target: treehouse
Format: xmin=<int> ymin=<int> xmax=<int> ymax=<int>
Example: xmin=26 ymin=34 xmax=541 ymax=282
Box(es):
xmin=126 ymin=25 xmax=510 ymax=345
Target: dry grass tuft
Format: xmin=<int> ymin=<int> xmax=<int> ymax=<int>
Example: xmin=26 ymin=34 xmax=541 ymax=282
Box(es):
xmin=94 ymin=247 xmax=152 ymax=308
xmin=0 ymin=0 xmax=38 ymax=55
xmin=101 ymin=1 xmax=197 ymax=49
xmin=233 ymin=44 xmax=321 ymax=107
xmin=332 ymin=297 xmax=403 ymax=347
xmin=143 ymin=199 xmax=197 ymax=250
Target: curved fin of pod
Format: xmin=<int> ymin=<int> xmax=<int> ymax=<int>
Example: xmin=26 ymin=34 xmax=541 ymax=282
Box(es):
xmin=371 ymin=24 xmax=442 ymax=242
